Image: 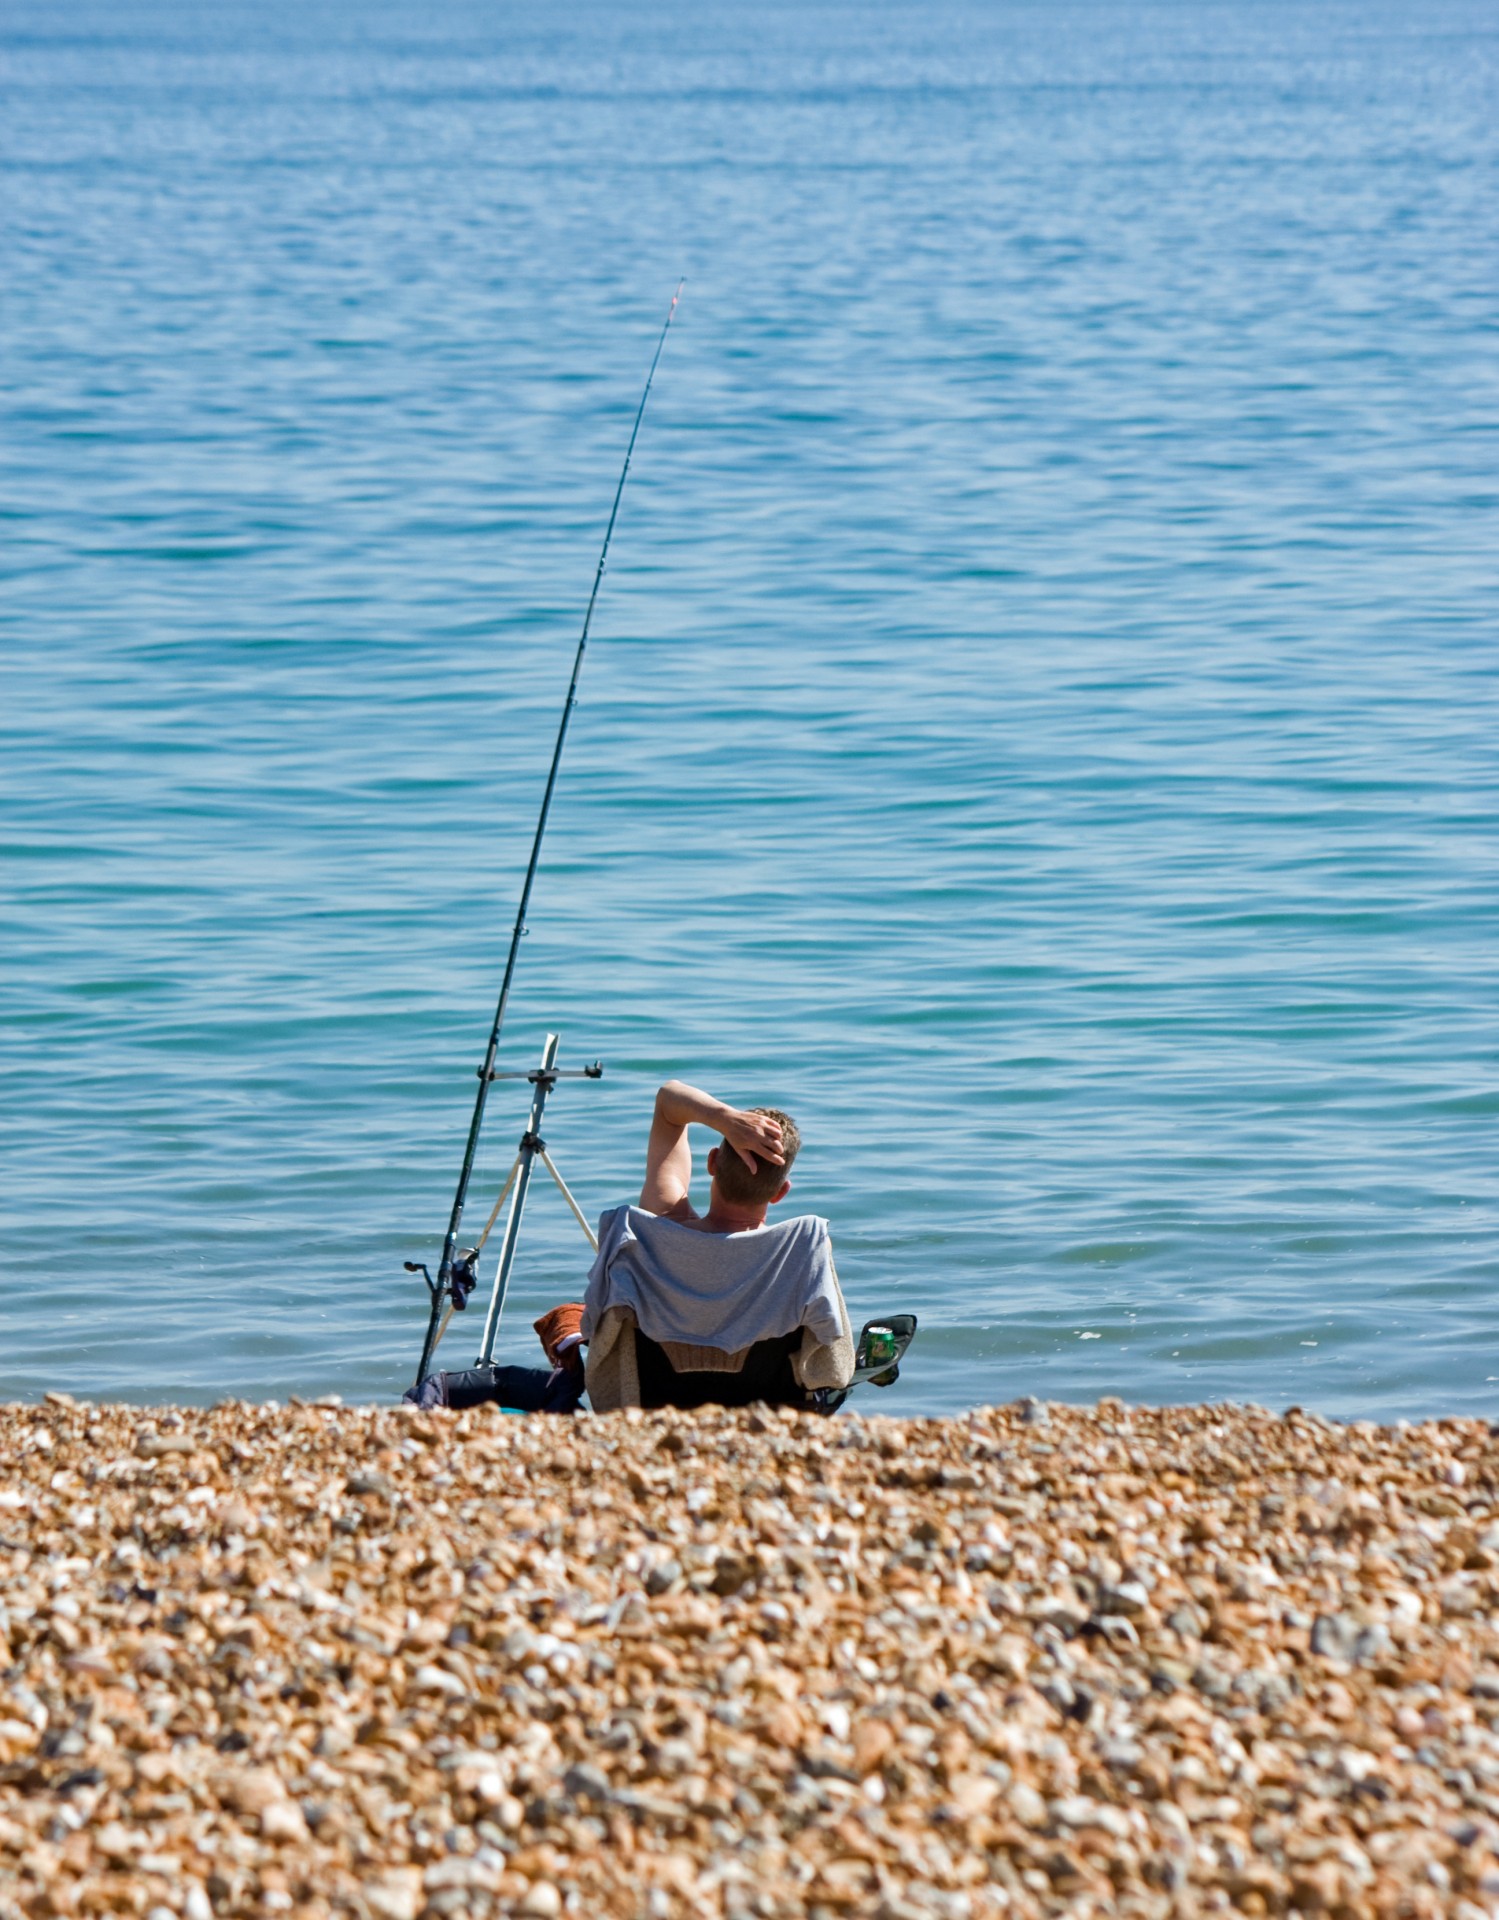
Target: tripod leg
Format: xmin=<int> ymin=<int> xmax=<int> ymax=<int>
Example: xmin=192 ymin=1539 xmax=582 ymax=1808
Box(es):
xmin=476 ymin=1034 xmax=559 ymax=1366
xmin=539 ymin=1147 xmax=600 ymax=1251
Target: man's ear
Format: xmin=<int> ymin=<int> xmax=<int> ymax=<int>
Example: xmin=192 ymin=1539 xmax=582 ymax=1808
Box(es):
xmin=770 ymin=1177 xmax=792 ymax=1206
xmin=706 ymin=1145 xmax=720 ymax=1178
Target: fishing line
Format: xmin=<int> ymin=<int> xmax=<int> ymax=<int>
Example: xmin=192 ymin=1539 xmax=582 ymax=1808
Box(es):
xmin=412 ymin=283 xmax=683 ymax=1385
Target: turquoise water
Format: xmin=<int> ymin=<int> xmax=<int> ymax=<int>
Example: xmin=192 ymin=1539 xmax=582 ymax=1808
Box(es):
xmin=3 ymin=1 xmax=1496 ymax=1417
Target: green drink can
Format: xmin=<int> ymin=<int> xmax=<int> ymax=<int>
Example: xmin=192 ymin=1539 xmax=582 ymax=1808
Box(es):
xmin=865 ymin=1326 xmax=897 ymax=1368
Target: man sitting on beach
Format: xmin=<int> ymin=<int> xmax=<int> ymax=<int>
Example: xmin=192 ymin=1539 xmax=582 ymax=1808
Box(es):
xmin=407 ymin=1079 xmax=853 ymax=1413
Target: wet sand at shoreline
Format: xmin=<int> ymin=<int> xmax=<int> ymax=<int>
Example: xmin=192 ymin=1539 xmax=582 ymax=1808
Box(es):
xmin=4 ymin=1396 xmax=1499 ymax=1919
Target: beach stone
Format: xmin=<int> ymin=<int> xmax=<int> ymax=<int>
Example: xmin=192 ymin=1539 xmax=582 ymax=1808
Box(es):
xmin=1098 ymin=1580 xmax=1150 ymax=1617
xmin=1353 ymin=1623 xmax=1392 ymax=1665
xmin=644 ymin=1557 xmax=682 ymax=1596
xmin=365 ymin=1870 xmax=424 ymax=1920
xmin=5 ymin=1396 xmax=1499 ymax=1920
xmin=212 ymin=1766 xmax=287 ymax=1817
xmin=259 ymin=1800 xmax=308 ymax=1843
xmin=852 ymin=1720 xmax=895 ymax=1774
xmin=561 ymin=1764 xmax=611 ymax=1804
xmin=423 ymin=1860 xmax=502 ymax=1894
xmin=1192 ymin=1661 xmax=1234 ymax=1701
xmin=1052 ymin=1795 xmax=1132 ymax=1840
xmin=1009 ymin=1783 xmax=1048 ymax=1828
xmin=1312 ymin=1613 xmax=1358 ymax=1661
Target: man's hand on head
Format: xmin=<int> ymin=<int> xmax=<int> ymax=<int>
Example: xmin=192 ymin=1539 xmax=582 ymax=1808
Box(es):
xmin=641 ymin=1081 xmax=789 ymax=1217
xmin=721 ymin=1107 xmax=785 ymax=1176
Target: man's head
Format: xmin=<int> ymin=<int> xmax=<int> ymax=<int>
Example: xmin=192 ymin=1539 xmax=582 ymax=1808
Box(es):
xmin=709 ymin=1107 xmax=800 ymax=1210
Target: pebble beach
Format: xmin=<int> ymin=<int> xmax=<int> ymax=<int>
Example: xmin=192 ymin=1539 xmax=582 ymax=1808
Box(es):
xmin=5 ymin=1396 xmax=1499 ymax=1920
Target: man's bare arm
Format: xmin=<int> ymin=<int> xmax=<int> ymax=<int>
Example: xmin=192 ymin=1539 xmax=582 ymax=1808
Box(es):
xmin=639 ymin=1081 xmax=786 ymax=1218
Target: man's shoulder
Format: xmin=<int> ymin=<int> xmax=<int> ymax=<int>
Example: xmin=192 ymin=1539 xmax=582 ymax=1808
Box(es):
xmin=767 ymin=1212 xmax=832 ymax=1248
xmin=763 ymin=1217 xmax=837 ymax=1296
xmin=607 ymin=1200 xmax=693 ymax=1229
xmin=603 ymin=1204 xmax=830 ymax=1242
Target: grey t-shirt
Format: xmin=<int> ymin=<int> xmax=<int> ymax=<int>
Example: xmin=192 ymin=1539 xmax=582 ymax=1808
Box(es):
xmin=582 ymin=1205 xmax=843 ymax=1354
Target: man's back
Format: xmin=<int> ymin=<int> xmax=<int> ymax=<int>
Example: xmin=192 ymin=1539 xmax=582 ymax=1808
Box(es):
xmin=581 ymin=1080 xmax=855 ymax=1410
xmin=584 ymin=1204 xmax=844 ymax=1358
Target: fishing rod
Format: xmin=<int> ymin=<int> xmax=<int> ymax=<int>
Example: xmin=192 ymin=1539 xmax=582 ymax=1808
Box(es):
xmin=409 ymin=284 xmax=682 ymax=1387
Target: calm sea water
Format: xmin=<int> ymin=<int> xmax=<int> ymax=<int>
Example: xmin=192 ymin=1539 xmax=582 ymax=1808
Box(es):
xmin=3 ymin=1 xmax=1496 ymax=1419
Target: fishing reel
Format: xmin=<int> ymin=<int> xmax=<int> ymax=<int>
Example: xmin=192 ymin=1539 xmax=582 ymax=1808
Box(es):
xmin=404 ymin=1248 xmax=480 ymax=1313
xmin=447 ymin=1248 xmax=479 ymax=1311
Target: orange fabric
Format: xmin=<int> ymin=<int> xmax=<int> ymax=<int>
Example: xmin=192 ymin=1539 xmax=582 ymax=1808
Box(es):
xmin=533 ymin=1302 xmax=586 ymax=1369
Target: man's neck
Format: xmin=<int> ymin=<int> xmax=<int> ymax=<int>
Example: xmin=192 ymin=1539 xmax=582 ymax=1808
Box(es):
xmin=698 ymin=1193 xmax=769 ymax=1234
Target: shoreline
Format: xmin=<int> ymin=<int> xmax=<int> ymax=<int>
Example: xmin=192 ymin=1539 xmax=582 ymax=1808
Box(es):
xmin=4 ymin=1396 xmax=1499 ymax=1918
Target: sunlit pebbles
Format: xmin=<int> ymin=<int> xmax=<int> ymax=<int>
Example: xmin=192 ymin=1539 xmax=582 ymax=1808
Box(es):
xmin=7 ymin=1396 xmax=1499 ymax=1917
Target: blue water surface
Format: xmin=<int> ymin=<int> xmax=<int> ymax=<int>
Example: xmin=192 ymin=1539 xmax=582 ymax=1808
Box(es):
xmin=2 ymin=0 xmax=1496 ymax=1417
